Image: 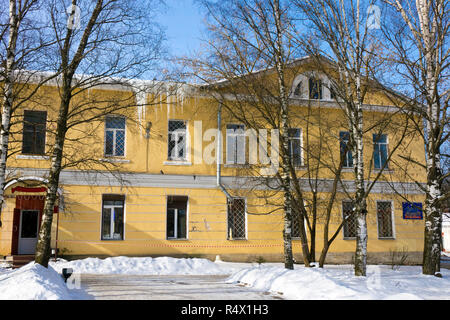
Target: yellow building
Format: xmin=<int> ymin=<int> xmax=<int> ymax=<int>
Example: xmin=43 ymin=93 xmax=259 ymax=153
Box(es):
xmin=0 ymin=58 xmax=426 ymax=264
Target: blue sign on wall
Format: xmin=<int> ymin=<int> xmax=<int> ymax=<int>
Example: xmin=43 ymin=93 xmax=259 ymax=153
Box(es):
xmin=402 ymin=202 xmax=423 ymax=220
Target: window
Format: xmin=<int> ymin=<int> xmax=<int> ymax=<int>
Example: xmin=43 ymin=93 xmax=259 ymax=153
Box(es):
xmin=309 ymin=77 xmax=323 ymax=100
xmin=342 ymin=201 xmax=357 ymax=239
xmin=167 ymin=196 xmax=188 ymax=239
xmin=227 ymin=198 xmax=246 ymax=240
xmin=292 ymin=209 xmax=307 ymax=239
xmin=377 ymin=201 xmax=394 ymax=239
xmin=340 ymin=131 xmax=353 ymax=168
xmin=101 ymin=195 xmax=125 ymax=240
xmin=22 ymin=110 xmax=47 ymax=155
xmin=293 ymin=81 xmax=303 ymax=97
xmin=373 ymin=133 xmax=388 ymax=169
xmin=288 ymin=128 xmax=302 ymax=167
xmin=226 ymin=124 xmax=245 ymax=164
xmin=105 ymin=116 xmax=125 ymax=157
xmin=168 ymin=120 xmax=187 ymax=161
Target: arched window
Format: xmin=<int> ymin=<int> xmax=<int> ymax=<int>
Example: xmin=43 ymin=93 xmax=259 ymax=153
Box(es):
xmin=293 ymin=81 xmax=302 ymax=97
xmin=309 ymin=77 xmax=323 ymax=100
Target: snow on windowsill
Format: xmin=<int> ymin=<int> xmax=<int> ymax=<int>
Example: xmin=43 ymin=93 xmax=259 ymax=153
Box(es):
xmin=17 ymin=155 xmax=50 ymax=160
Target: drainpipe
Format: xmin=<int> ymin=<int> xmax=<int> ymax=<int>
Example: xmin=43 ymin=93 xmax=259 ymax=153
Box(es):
xmin=217 ymin=102 xmax=232 ymax=200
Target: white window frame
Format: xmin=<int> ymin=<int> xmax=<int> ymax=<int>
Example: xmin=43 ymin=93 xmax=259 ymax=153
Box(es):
xmin=373 ymin=133 xmax=389 ymax=170
xmin=288 ymin=128 xmax=303 ymax=167
xmin=376 ymin=200 xmax=396 ymax=240
xmin=340 ymin=131 xmax=354 ymax=168
xmin=101 ymin=196 xmax=125 ymax=241
xmin=227 ymin=197 xmax=247 ymax=240
xmin=104 ymin=116 xmax=126 ymax=157
xmin=226 ymin=123 xmax=246 ymax=165
xmin=166 ymin=196 xmax=189 ymax=240
xmin=167 ymin=119 xmax=188 ymax=162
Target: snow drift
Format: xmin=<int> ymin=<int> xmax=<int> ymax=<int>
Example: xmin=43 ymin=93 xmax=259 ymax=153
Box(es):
xmin=0 ymin=262 xmax=73 ymax=300
xmin=50 ymin=256 xmax=232 ymax=275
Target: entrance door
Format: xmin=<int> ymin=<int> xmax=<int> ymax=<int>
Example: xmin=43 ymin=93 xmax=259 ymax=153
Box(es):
xmin=18 ymin=210 xmax=39 ymax=255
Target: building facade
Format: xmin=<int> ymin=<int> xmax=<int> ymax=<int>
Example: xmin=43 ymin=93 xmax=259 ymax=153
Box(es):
xmin=0 ymin=60 xmax=427 ymax=264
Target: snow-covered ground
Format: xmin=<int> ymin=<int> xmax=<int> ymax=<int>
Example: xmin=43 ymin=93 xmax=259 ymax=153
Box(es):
xmin=227 ymin=264 xmax=450 ymax=300
xmin=0 ymin=256 xmax=449 ymax=300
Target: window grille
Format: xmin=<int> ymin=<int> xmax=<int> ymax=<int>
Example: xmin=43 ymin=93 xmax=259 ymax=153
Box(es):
xmin=227 ymin=198 xmax=246 ymax=239
xmin=226 ymin=124 xmax=245 ymax=164
xmin=342 ymin=201 xmax=357 ymax=239
xmin=377 ymin=201 xmax=394 ymax=238
xmin=168 ymin=120 xmax=187 ymax=160
xmin=22 ymin=110 xmax=47 ymax=155
xmin=105 ymin=116 xmax=125 ymax=157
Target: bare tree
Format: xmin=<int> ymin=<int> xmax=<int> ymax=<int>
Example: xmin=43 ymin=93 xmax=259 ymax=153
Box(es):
xmin=190 ymin=0 xmax=312 ymax=269
xmin=34 ymin=0 xmax=165 ymax=267
xmin=0 ymin=0 xmax=59 ymax=226
xmin=292 ymin=0 xmax=417 ymax=276
xmin=380 ymin=0 xmax=449 ymax=275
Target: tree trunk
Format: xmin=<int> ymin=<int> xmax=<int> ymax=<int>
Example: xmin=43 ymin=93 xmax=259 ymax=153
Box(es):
xmin=0 ymin=0 xmax=20 ymax=226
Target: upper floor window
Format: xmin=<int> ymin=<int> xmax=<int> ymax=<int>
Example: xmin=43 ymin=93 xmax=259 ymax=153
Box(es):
xmin=309 ymin=77 xmax=323 ymax=100
xmin=373 ymin=133 xmax=388 ymax=169
xmin=293 ymin=81 xmax=303 ymax=97
xmin=339 ymin=131 xmax=353 ymax=168
xmin=102 ymin=194 xmax=125 ymax=240
xmin=22 ymin=110 xmax=47 ymax=155
xmin=288 ymin=128 xmax=302 ymax=167
xmin=105 ymin=116 xmax=125 ymax=157
xmin=226 ymin=124 xmax=245 ymax=165
xmin=168 ymin=120 xmax=187 ymax=161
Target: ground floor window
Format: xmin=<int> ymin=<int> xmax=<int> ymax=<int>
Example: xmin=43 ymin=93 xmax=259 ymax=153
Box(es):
xmin=342 ymin=201 xmax=357 ymax=239
xmin=167 ymin=196 xmax=188 ymax=239
xmin=377 ymin=201 xmax=395 ymax=239
xmin=227 ymin=197 xmax=246 ymax=240
xmin=102 ymin=195 xmax=125 ymax=240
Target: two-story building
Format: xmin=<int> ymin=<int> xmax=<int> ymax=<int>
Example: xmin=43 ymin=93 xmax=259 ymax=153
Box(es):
xmin=0 ymin=57 xmax=427 ymax=264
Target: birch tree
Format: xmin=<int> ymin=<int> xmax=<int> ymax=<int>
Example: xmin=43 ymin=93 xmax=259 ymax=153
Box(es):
xmin=191 ymin=0 xmax=311 ymax=269
xmin=292 ymin=0 xmax=411 ymax=276
xmin=381 ymin=0 xmax=449 ymax=276
xmin=0 ymin=0 xmax=57 ymax=226
xmin=34 ymin=0 xmax=165 ymax=267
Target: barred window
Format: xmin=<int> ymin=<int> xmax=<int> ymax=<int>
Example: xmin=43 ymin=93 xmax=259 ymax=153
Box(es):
xmin=22 ymin=110 xmax=47 ymax=155
xmin=226 ymin=124 xmax=245 ymax=164
xmin=102 ymin=195 xmax=125 ymax=240
xmin=377 ymin=201 xmax=394 ymax=239
xmin=227 ymin=198 xmax=246 ymax=240
xmin=168 ymin=120 xmax=187 ymax=161
xmin=373 ymin=133 xmax=388 ymax=169
xmin=340 ymin=131 xmax=353 ymax=168
xmin=292 ymin=209 xmax=307 ymax=239
xmin=288 ymin=128 xmax=302 ymax=167
xmin=342 ymin=201 xmax=357 ymax=239
xmin=105 ymin=116 xmax=125 ymax=157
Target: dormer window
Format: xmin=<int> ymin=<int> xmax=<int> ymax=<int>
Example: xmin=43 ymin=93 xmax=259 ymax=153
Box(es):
xmin=309 ymin=77 xmax=323 ymax=100
xmin=293 ymin=81 xmax=303 ymax=97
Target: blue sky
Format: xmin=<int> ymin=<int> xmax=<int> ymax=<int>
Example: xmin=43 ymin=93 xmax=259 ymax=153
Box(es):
xmin=157 ymin=0 xmax=205 ymax=57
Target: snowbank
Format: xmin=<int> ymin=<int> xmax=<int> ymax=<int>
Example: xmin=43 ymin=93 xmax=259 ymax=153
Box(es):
xmin=227 ymin=265 xmax=450 ymax=300
xmin=0 ymin=262 xmax=74 ymax=300
xmin=50 ymin=256 xmax=233 ymax=275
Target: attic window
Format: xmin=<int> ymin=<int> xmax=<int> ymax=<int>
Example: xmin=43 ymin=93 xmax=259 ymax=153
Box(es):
xmin=309 ymin=77 xmax=323 ymax=100
xmin=293 ymin=81 xmax=303 ymax=97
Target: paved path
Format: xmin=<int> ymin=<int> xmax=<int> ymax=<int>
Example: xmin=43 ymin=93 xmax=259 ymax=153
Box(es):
xmin=79 ymin=274 xmax=284 ymax=300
